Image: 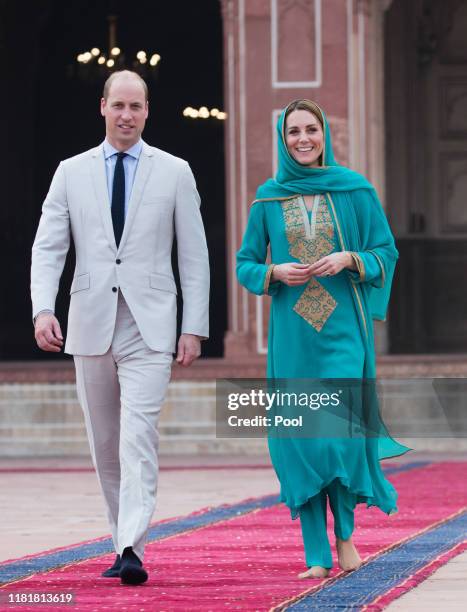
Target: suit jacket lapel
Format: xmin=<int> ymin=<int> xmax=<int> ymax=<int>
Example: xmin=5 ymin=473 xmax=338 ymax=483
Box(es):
xmin=90 ymin=145 xmax=117 ymax=252
xmin=117 ymin=142 xmax=154 ymax=254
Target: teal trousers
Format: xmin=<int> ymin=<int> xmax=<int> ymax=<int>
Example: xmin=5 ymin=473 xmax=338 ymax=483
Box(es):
xmin=299 ymin=479 xmax=357 ymax=569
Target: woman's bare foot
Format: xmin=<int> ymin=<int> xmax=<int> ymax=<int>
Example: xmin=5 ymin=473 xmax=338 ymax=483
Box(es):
xmin=336 ymin=537 xmax=362 ymax=571
xmin=298 ymin=566 xmax=330 ymax=579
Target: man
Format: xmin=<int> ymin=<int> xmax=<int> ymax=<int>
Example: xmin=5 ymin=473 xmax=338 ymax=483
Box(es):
xmin=31 ymin=70 xmax=209 ymax=585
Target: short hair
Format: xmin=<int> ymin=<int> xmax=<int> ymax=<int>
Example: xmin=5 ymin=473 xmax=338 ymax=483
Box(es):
xmin=103 ymin=70 xmax=148 ymax=102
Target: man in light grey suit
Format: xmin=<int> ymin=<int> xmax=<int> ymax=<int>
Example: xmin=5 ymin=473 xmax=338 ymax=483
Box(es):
xmin=31 ymin=70 xmax=209 ymax=584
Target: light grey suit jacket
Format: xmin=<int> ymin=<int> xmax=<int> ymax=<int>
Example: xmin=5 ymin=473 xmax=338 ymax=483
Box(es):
xmin=31 ymin=141 xmax=210 ymax=355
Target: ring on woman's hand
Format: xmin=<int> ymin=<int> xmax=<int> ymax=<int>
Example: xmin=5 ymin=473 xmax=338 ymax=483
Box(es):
xmin=325 ymin=272 xmax=331 ymax=276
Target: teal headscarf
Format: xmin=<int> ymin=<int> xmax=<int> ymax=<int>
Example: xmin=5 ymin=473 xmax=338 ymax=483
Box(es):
xmin=255 ymin=100 xmax=398 ymax=335
xmin=255 ymin=100 xmax=372 ymax=198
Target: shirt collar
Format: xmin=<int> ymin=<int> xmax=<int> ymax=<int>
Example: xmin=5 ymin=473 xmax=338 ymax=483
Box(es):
xmin=103 ymin=138 xmax=143 ymax=161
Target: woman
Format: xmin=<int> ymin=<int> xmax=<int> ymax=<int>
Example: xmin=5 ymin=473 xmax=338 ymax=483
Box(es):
xmin=236 ymin=100 xmax=409 ymax=579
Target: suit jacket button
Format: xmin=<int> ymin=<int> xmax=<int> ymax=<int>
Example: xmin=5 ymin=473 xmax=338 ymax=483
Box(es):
xmin=116 ymin=259 xmax=121 ymax=264
xmin=112 ymin=286 xmax=118 ymax=292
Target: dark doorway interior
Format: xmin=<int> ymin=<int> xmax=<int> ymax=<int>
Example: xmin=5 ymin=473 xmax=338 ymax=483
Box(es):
xmin=1 ymin=0 xmax=226 ymax=360
xmin=385 ymin=0 xmax=467 ymax=353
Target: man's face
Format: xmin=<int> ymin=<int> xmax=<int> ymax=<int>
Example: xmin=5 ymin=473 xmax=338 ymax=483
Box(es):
xmin=100 ymin=77 xmax=148 ymax=150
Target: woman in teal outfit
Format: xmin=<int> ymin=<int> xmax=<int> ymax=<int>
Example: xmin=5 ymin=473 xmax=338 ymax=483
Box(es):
xmin=236 ymin=100 xmax=409 ymax=579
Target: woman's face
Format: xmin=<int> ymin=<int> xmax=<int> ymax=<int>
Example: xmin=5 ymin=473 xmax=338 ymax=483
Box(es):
xmin=285 ymin=109 xmax=324 ymax=167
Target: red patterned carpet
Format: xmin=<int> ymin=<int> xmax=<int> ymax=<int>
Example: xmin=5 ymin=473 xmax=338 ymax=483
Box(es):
xmin=1 ymin=462 xmax=466 ymax=611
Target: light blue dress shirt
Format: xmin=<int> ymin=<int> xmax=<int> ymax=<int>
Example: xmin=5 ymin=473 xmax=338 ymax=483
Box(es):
xmin=103 ymin=139 xmax=143 ymax=217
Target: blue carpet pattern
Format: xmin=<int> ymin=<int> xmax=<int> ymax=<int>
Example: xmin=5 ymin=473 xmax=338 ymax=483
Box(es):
xmin=0 ymin=461 xmax=429 ymax=586
xmin=287 ymin=509 xmax=467 ymax=610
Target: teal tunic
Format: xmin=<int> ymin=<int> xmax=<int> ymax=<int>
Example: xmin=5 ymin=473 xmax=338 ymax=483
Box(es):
xmin=237 ymin=192 xmax=406 ymax=519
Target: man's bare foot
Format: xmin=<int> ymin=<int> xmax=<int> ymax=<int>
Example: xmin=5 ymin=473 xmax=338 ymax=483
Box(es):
xmin=298 ymin=566 xmax=330 ymax=579
xmin=336 ymin=537 xmax=362 ymax=571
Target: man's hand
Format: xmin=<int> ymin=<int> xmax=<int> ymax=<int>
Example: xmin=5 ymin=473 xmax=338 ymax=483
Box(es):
xmin=176 ymin=334 xmax=201 ymax=367
xmin=34 ymin=313 xmax=64 ymax=352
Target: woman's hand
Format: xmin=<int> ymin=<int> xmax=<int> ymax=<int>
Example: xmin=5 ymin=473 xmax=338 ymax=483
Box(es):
xmin=308 ymin=252 xmax=355 ymax=277
xmin=271 ymin=263 xmax=313 ymax=286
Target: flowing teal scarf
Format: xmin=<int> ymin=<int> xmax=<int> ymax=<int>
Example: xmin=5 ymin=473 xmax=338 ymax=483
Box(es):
xmin=255 ymin=100 xmax=398 ymax=337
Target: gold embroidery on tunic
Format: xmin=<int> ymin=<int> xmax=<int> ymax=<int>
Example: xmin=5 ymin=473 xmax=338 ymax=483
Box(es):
xmin=282 ymin=196 xmax=337 ymax=332
xmin=350 ymin=252 xmax=366 ymax=282
xmin=368 ymin=250 xmax=385 ymax=287
xmin=263 ymin=264 xmax=275 ymax=294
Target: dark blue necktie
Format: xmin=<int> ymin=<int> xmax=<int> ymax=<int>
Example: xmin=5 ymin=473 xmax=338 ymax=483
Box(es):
xmin=111 ymin=152 xmax=127 ymax=247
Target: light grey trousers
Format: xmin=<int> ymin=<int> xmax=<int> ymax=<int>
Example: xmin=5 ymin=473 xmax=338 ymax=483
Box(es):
xmin=74 ymin=292 xmax=172 ymax=560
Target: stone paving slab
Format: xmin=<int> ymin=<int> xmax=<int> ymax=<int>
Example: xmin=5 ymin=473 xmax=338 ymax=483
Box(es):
xmin=0 ymin=459 xmax=277 ymax=562
xmin=386 ymin=551 xmax=467 ymax=610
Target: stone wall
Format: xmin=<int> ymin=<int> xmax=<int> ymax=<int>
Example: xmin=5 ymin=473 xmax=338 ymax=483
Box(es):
xmin=0 ymin=381 xmax=268 ymax=457
xmin=2 ymin=372 xmax=467 ymax=456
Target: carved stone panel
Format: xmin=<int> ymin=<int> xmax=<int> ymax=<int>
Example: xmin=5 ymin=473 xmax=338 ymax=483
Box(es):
xmin=272 ymin=0 xmax=320 ymax=86
xmin=327 ymin=116 xmax=349 ymax=166
xmin=247 ymin=0 xmax=270 ymax=16
xmin=438 ymin=0 xmax=467 ymax=64
xmin=439 ymin=153 xmax=467 ymax=232
xmin=440 ymin=78 xmax=467 ymax=139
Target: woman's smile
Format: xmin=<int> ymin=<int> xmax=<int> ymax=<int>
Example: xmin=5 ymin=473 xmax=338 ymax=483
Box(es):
xmin=285 ymin=109 xmax=324 ymax=167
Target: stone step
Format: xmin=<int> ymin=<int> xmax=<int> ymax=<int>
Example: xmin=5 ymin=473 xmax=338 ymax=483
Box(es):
xmin=1 ymin=380 xmax=466 ymax=456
